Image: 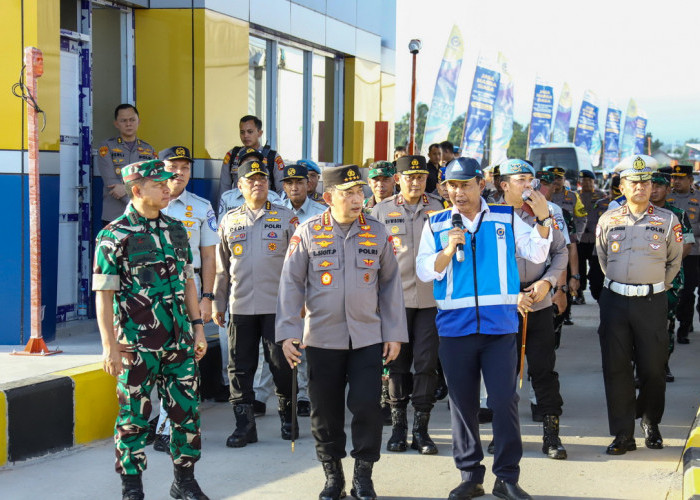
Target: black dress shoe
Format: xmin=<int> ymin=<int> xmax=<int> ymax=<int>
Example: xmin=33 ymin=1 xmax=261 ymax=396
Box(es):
xmin=253 ymin=400 xmax=267 ymax=417
xmin=477 ymin=408 xmax=493 ymax=424
xmin=606 ymin=434 xmax=636 ymax=455
xmin=297 ymin=400 xmax=311 ymax=417
xmin=448 ymin=480 xmax=485 ymax=499
xmin=641 ymin=421 xmax=663 ymax=449
xmin=678 ymin=336 xmax=690 ymax=344
xmin=563 ymin=317 xmax=574 ymax=326
xmin=492 ymin=478 xmax=532 ymax=500
xmin=665 ymin=363 xmax=675 ymax=383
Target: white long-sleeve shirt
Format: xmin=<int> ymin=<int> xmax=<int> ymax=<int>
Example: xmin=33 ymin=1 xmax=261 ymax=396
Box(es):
xmin=416 ymin=198 xmax=553 ymax=283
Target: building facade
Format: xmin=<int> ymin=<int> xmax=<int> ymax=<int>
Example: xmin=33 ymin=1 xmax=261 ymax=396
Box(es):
xmin=0 ymin=0 xmax=396 ymax=344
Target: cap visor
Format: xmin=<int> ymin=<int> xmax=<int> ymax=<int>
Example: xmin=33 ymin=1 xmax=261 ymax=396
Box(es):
xmin=442 ymin=175 xmax=478 ymax=183
xmin=147 ymin=171 xmax=176 ymax=181
xmin=335 ymin=180 xmax=367 ymax=190
xmin=283 ymin=175 xmax=306 ymax=180
xmin=622 ymin=174 xmax=652 ymax=181
xmin=400 ymin=169 xmax=429 ymax=175
xmin=165 ymin=155 xmax=193 ymax=162
xmin=671 ymin=173 xmax=688 ymax=177
xmin=243 ymin=171 xmax=269 ymax=177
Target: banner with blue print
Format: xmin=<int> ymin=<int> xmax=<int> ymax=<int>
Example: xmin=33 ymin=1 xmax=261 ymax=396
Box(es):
xmin=490 ymin=52 xmax=513 ymax=166
xmin=602 ymin=101 xmax=622 ymax=172
xmin=421 ymin=25 xmax=464 ymax=156
xmin=551 ymin=82 xmax=572 ymax=143
xmin=460 ymin=57 xmax=500 ymax=163
xmin=574 ymin=90 xmax=600 ymax=154
xmin=619 ymin=99 xmax=637 ymax=159
xmin=634 ymin=113 xmax=648 ymax=154
xmin=527 ymin=78 xmax=554 ymax=153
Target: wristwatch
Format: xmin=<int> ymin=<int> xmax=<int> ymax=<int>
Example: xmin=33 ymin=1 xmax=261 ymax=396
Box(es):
xmin=536 ymin=216 xmax=554 ymax=228
xmin=191 ymin=318 xmax=204 ymax=326
xmin=571 ymin=274 xmax=581 ymax=281
xmin=553 ymin=284 xmax=569 ymax=293
xmin=201 ymin=292 xmax=215 ymax=300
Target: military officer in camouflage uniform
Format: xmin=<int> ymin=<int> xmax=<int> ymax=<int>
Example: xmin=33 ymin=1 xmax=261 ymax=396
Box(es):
xmin=371 ymin=155 xmax=448 ymax=456
xmin=93 ymin=159 xmax=209 ymax=500
xmin=212 ymin=158 xmax=298 ymax=448
xmin=96 ymin=104 xmax=156 ymax=225
xmin=651 ymin=168 xmax=694 ymax=382
xmin=277 ymin=165 xmax=407 ymax=500
xmin=596 ymin=155 xmax=682 ymax=455
xmin=153 ymin=146 xmax=220 ymax=452
xmin=666 ymin=164 xmax=700 ymax=344
xmin=364 ymin=161 xmax=396 ymax=210
xmin=577 ymin=170 xmax=606 ymax=304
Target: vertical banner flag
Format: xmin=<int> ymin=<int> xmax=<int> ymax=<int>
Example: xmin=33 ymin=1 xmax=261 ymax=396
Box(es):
xmin=634 ymin=111 xmax=648 ymax=154
xmin=573 ymin=90 xmax=600 ymax=155
xmin=603 ymin=100 xmax=622 ymax=171
xmin=421 ymin=25 xmax=464 ymax=156
xmin=551 ymin=82 xmax=572 ymax=143
xmin=460 ymin=56 xmax=500 ymax=162
xmin=620 ymin=99 xmax=638 ymax=159
xmin=590 ymin=130 xmax=602 ymax=168
xmin=527 ymin=77 xmax=554 ymax=153
xmin=490 ymin=52 xmax=514 ymax=166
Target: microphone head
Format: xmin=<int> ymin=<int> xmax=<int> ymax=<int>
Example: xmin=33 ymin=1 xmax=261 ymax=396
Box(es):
xmin=451 ymin=212 xmax=463 ymax=228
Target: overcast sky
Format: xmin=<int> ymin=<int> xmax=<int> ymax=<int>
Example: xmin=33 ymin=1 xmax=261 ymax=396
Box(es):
xmin=395 ymin=0 xmax=699 ymax=145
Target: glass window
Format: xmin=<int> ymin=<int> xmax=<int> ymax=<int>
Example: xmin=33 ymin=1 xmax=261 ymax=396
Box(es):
xmin=276 ymin=45 xmax=304 ymax=161
xmin=249 ymin=36 xmax=267 ymax=142
xmin=311 ymin=54 xmax=326 ymax=162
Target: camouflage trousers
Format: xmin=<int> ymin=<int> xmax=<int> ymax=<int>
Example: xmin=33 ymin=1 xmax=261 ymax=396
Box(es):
xmin=115 ymin=348 xmax=201 ymax=475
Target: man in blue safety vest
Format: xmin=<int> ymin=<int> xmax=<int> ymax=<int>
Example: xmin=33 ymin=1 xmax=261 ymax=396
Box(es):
xmin=416 ymin=157 xmax=553 ymax=500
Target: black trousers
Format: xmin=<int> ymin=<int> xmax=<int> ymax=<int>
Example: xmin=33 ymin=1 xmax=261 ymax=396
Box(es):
xmin=516 ymin=307 xmax=563 ymax=416
xmin=577 ymin=242 xmax=596 ymax=291
xmin=588 ymin=255 xmax=605 ymax=302
xmin=388 ymin=307 xmax=439 ymax=411
xmin=598 ymin=288 xmax=667 ymax=436
xmin=678 ymin=255 xmax=700 ymax=329
xmin=439 ymin=334 xmax=521 ymax=484
xmin=228 ymin=314 xmax=292 ymax=404
xmin=306 ymin=343 xmax=383 ymax=462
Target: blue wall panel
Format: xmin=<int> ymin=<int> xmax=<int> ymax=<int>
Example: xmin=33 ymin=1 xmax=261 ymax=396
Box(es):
xmin=0 ymin=174 xmax=59 ymax=344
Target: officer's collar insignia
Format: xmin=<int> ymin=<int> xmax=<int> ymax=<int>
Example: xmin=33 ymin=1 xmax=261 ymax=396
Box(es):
xmin=322 ymin=211 xmax=331 ymax=226
xmin=422 ymin=194 xmax=429 ymax=205
xmin=633 ymin=157 xmax=646 ymax=170
xmin=647 ymin=205 xmax=654 ymax=214
xmin=265 ymin=201 xmax=271 ymax=210
xmin=358 ymin=213 xmax=367 ymax=225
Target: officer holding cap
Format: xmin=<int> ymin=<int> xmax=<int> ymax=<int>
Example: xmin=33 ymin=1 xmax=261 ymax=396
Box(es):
xmin=153 ymin=146 xmax=220 ymax=452
xmin=212 ymin=158 xmax=299 ymax=449
xmin=364 ymin=161 xmax=396 ymax=210
xmin=416 ymin=157 xmax=553 ymax=500
xmin=277 ymin=165 xmax=407 ymax=500
xmin=92 ymin=159 xmax=209 ymax=500
xmin=596 ymin=155 xmax=682 ymax=455
xmin=371 ymin=155 xmax=448 ymax=456
xmin=666 ymin=164 xmax=700 ymax=344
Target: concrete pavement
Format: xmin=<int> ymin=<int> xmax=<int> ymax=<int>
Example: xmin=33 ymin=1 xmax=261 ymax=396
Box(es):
xmin=0 ymin=293 xmax=698 ymax=499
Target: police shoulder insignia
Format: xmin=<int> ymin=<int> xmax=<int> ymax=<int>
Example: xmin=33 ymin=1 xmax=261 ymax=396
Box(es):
xmin=223 ymin=152 xmax=231 ymax=164
xmin=287 ymin=235 xmax=301 ymax=257
xmin=290 ymin=217 xmax=299 ymax=226
xmin=99 ymin=146 xmax=109 ymax=157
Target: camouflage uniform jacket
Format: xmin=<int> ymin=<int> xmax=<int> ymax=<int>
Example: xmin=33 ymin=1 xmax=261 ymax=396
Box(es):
xmin=551 ymin=188 xmax=587 ymax=242
xmin=92 ymin=203 xmax=195 ymax=351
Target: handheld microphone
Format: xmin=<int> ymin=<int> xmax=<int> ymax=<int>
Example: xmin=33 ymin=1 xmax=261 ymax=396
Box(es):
xmin=451 ymin=213 xmax=465 ymax=263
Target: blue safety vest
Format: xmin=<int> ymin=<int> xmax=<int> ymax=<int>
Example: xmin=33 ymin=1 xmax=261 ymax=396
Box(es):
xmin=429 ymin=205 xmax=520 ymax=337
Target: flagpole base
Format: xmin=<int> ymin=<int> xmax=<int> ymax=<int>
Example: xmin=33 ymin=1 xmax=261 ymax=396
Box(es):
xmin=11 ymin=337 xmax=62 ymax=356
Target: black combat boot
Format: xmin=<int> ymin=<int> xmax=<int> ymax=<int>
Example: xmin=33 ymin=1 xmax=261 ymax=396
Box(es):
xmin=319 ymin=458 xmax=346 ymax=500
xmin=542 ymin=415 xmax=567 ymax=459
xmin=170 ymin=465 xmax=209 ymax=500
xmin=350 ymin=460 xmax=377 ymax=500
xmin=411 ymin=410 xmax=437 ymax=455
xmin=278 ymin=397 xmax=299 ymax=440
xmin=226 ymin=403 xmax=258 ymax=448
xmin=121 ymin=473 xmax=144 ymax=500
xmin=386 ymin=407 xmax=408 ymax=452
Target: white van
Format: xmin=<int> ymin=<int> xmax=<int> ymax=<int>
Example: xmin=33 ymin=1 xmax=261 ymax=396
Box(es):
xmin=527 ymin=143 xmax=594 ymax=185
